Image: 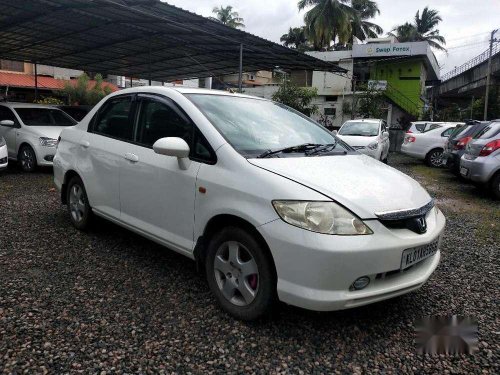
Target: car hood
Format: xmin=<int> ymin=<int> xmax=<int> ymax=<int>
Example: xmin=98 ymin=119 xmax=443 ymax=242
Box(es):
xmin=25 ymin=126 xmax=68 ymax=139
xmin=337 ymin=135 xmax=377 ymax=147
xmin=249 ymin=154 xmax=431 ymax=219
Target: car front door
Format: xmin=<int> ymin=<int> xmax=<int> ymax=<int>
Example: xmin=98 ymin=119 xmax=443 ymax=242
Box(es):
xmin=81 ymin=94 xmax=136 ymax=219
xmin=118 ymin=94 xmax=211 ymax=255
xmin=0 ymin=106 xmax=20 ymax=158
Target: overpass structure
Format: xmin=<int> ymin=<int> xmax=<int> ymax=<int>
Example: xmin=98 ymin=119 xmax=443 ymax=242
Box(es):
xmin=436 ymin=42 xmax=500 ymax=100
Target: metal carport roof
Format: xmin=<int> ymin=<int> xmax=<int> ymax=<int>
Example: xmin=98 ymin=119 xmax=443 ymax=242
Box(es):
xmin=0 ymin=0 xmax=346 ymax=82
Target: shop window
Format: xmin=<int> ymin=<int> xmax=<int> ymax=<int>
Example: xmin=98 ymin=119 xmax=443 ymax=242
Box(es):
xmin=0 ymin=60 xmax=24 ymax=72
xmin=324 ymin=108 xmax=336 ymax=116
xmin=325 ymin=95 xmax=338 ymax=102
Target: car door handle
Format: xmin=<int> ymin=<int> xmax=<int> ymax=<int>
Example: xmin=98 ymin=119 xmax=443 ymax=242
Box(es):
xmin=80 ymin=140 xmax=90 ymax=148
xmin=124 ymin=153 xmax=139 ymax=163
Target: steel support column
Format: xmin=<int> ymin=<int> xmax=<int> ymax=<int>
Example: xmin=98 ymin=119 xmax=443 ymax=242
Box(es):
xmin=34 ymin=62 xmax=38 ymax=102
xmin=238 ymin=43 xmax=243 ymax=93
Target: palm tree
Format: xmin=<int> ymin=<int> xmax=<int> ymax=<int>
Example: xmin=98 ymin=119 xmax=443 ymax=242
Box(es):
xmin=211 ymin=5 xmax=245 ymax=29
xmin=389 ymin=7 xmax=446 ymax=51
xmin=298 ymin=0 xmax=354 ymax=50
xmin=298 ymin=0 xmax=382 ymax=50
xmin=280 ymin=27 xmax=311 ymax=51
xmin=350 ymin=0 xmax=383 ymax=42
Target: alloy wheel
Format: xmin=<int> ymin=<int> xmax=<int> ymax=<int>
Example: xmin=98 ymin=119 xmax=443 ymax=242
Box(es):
xmin=430 ymin=151 xmax=443 ymax=167
xmin=21 ymin=148 xmax=35 ymax=171
xmin=69 ymin=184 xmax=86 ymax=223
xmin=213 ymin=241 xmax=259 ymax=306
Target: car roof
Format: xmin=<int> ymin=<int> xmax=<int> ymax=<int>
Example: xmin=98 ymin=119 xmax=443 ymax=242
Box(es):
xmin=0 ymin=102 xmax=59 ymax=109
xmin=108 ymin=86 xmax=265 ymax=101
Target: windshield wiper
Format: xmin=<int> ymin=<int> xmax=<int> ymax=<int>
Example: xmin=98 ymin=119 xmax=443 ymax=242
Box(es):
xmin=257 ymin=143 xmax=321 ymax=158
xmin=305 ymin=142 xmax=339 ymax=156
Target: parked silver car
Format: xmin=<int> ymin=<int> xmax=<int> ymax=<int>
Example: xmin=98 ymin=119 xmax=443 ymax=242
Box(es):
xmin=460 ymin=121 xmax=500 ymax=199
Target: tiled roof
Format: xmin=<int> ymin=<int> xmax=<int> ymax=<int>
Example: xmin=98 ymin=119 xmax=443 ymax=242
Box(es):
xmin=0 ymin=71 xmax=119 ymax=91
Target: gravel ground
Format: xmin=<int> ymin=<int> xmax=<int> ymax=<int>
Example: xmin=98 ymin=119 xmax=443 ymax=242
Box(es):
xmin=0 ymin=153 xmax=498 ymax=374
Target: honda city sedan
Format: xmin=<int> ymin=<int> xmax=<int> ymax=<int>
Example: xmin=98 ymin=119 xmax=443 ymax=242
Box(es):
xmin=54 ymin=87 xmax=445 ymax=320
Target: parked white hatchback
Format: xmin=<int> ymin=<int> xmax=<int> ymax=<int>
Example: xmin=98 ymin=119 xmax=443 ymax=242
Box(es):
xmin=336 ymin=119 xmax=390 ymax=163
xmin=401 ymin=124 xmax=458 ymax=167
xmin=54 ymin=87 xmax=445 ymax=320
xmin=0 ymin=103 xmax=77 ymax=172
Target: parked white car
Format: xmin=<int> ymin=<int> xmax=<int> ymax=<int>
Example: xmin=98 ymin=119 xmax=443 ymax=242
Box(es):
xmin=336 ymin=119 xmax=390 ymax=163
xmin=0 ymin=136 xmax=8 ymax=171
xmin=401 ymin=124 xmax=458 ymax=167
xmin=0 ymin=103 xmax=77 ymax=172
xmin=54 ymin=87 xmax=445 ymax=320
xmin=407 ymin=121 xmax=444 ymax=134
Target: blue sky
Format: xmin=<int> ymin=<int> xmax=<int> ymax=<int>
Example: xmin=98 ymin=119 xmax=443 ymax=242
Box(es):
xmin=164 ymin=0 xmax=500 ymax=75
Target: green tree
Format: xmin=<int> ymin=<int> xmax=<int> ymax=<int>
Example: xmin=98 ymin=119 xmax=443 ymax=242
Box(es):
xmin=389 ymin=7 xmax=446 ymax=51
xmin=211 ymin=5 xmax=245 ymax=29
xmin=355 ymin=83 xmax=386 ymax=118
xmin=272 ymin=81 xmax=318 ymax=116
xmin=63 ymin=73 xmax=112 ymax=106
xmin=280 ymin=27 xmax=311 ymax=51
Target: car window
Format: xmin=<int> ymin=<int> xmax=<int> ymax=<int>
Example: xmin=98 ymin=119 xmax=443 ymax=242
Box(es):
xmin=14 ymin=108 xmax=77 ymax=126
xmin=51 ymin=109 xmax=78 ymax=126
xmin=0 ymin=106 xmax=17 ymax=123
xmin=415 ymin=123 xmax=426 ymax=132
xmin=93 ymin=96 xmax=134 ymax=141
xmin=441 ymin=128 xmax=454 ymax=137
xmin=136 ymin=98 xmax=193 ymax=147
xmin=474 ymin=123 xmax=500 ymax=139
xmin=426 ymin=123 xmax=442 ymax=132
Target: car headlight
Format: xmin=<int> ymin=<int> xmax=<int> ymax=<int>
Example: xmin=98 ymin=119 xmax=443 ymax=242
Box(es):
xmin=367 ymin=141 xmax=378 ymax=150
xmin=272 ymin=201 xmax=373 ymax=235
xmin=39 ymin=137 xmax=57 ymax=147
xmin=0 ymin=136 xmax=5 ymax=147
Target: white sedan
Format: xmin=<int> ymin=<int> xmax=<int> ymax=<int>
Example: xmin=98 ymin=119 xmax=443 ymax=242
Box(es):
xmin=54 ymin=87 xmax=445 ymax=320
xmin=336 ymin=119 xmax=390 ymax=163
xmin=0 ymin=103 xmax=77 ymax=172
xmin=0 ymin=136 xmax=8 ymax=171
xmin=401 ymin=124 xmax=457 ymax=167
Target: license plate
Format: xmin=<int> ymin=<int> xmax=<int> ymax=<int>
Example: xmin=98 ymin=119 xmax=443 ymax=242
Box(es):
xmin=460 ymin=167 xmax=469 ymax=176
xmin=401 ymin=240 xmax=439 ymax=270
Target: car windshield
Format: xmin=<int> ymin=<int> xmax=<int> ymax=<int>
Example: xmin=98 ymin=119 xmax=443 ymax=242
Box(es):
xmin=186 ymin=94 xmax=350 ymax=158
xmin=14 ymin=108 xmax=77 ymax=126
xmin=474 ymin=122 xmax=500 ymax=139
xmin=339 ymin=121 xmax=379 ymax=136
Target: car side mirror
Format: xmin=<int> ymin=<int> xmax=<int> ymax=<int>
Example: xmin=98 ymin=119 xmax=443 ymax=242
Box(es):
xmin=153 ymin=137 xmax=191 ymax=169
xmin=0 ymin=119 xmax=16 ymax=127
xmin=383 ymin=131 xmax=389 ymax=138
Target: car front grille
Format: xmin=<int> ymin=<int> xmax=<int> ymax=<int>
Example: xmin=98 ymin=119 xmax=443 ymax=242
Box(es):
xmin=352 ymin=146 xmax=365 ymax=150
xmin=376 ymin=200 xmax=435 ymax=234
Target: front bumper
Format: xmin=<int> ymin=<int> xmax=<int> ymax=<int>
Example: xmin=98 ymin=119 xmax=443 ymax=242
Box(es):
xmin=0 ymin=146 xmax=8 ymax=170
xmin=258 ymin=207 xmax=445 ymax=311
xmin=35 ymin=145 xmax=56 ymax=167
xmin=459 ymin=155 xmax=497 ymax=183
xmin=354 ymin=146 xmax=379 ymax=159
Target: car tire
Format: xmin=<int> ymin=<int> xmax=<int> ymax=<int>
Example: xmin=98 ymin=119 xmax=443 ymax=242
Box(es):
xmin=18 ymin=145 xmax=37 ymax=172
xmin=491 ymin=173 xmax=500 ymax=200
xmin=205 ymin=226 xmax=276 ymax=321
xmin=425 ymin=148 xmax=443 ymax=168
xmin=66 ymin=176 xmax=93 ymax=230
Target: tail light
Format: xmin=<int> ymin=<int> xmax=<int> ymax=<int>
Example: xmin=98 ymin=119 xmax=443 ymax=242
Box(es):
xmin=479 ymin=139 xmax=500 ymax=156
xmin=406 ymin=130 xmax=413 ymax=134
xmin=454 ymin=136 xmax=472 ymax=150
xmin=406 ymin=136 xmax=416 ymax=143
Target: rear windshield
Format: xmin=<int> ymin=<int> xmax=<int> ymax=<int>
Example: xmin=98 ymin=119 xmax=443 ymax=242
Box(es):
xmin=14 ymin=108 xmax=77 ymax=126
xmin=449 ymin=125 xmax=470 ymax=140
xmin=474 ymin=122 xmax=500 ymax=139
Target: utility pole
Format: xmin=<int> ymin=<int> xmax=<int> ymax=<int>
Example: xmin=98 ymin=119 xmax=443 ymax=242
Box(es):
xmin=238 ymin=43 xmax=243 ymax=93
xmin=351 ymin=76 xmax=357 ymax=120
xmin=484 ymin=29 xmax=498 ymax=121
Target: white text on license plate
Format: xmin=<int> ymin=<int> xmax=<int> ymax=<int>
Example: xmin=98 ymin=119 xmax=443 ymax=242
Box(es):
xmin=401 ymin=240 xmax=439 ymax=270
xmin=460 ymin=167 xmax=469 ymax=176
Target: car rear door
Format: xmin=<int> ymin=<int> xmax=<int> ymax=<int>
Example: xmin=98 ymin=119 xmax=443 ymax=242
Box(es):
xmin=118 ymin=93 xmax=213 ymax=255
xmin=81 ymin=94 xmax=137 ymax=219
